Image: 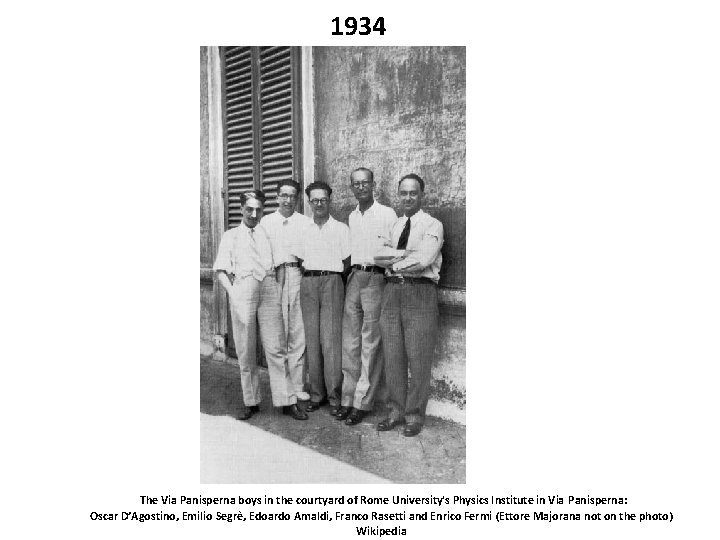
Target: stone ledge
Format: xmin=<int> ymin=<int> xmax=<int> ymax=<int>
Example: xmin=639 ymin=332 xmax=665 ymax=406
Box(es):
xmin=438 ymin=286 xmax=466 ymax=316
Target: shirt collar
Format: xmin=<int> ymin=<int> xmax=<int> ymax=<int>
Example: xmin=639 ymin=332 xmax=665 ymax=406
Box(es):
xmin=240 ymin=221 xmax=260 ymax=235
xmin=352 ymin=200 xmax=378 ymax=216
xmin=312 ymin=215 xmax=336 ymax=229
xmin=274 ymin=208 xmax=296 ymax=223
xmin=401 ymin=209 xmax=425 ymax=224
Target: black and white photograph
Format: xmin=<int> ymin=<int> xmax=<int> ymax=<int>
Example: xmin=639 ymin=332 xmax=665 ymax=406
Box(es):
xmin=200 ymin=46 xmax=466 ymax=483
xmin=5 ymin=2 xmax=720 ymax=539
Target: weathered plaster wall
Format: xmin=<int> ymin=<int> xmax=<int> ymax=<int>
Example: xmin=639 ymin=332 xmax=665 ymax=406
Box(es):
xmin=313 ymin=46 xmax=466 ymax=289
xmin=313 ymin=47 xmax=466 ymax=421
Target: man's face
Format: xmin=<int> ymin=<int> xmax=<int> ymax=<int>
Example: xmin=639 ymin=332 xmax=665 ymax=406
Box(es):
xmin=308 ymin=188 xmax=330 ymax=219
xmin=398 ymin=178 xmax=423 ymax=216
xmin=350 ymin=170 xmax=374 ymax=205
xmin=242 ymin=197 xmax=264 ymax=229
xmin=277 ymin=185 xmax=298 ymax=214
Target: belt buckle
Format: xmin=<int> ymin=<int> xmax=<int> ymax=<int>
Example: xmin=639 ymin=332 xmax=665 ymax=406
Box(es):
xmin=396 ymin=274 xmax=405 ymax=284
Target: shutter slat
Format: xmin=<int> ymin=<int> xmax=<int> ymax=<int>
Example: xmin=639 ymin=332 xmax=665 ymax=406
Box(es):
xmin=261 ymin=79 xmax=291 ymax=95
xmin=225 ymin=47 xmax=251 ymax=60
xmin=261 ymin=133 xmax=292 ymax=144
xmin=259 ymin=46 xmax=290 ymax=59
xmin=261 ymin=87 xmax=292 ymax=102
xmin=263 ymin=158 xmax=292 ymax=170
xmin=260 ymin=98 xmax=291 ymax=113
xmin=260 ymin=63 xmax=291 ymax=81
xmin=260 ymin=70 xmax=291 ymax=87
xmin=227 ymin=153 xmax=254 ymax=161
xmin=261 ymin=119 xmax=292 ymax=133
xmin=262 ymin=151 xmax=292 ymax=162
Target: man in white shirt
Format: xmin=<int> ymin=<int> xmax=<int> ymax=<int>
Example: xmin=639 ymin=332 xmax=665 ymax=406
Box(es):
xmin=213 ymin=190 xmax=308 ymax=421
xmin=336 ymin=168 xmax=398 ymax=426
xmin=376 ymin=174 xmax=444 ymax=437
xmin=261 ymin=180 xmax=311 ymax=403
xmin=294 ymin=181 xmax=350 ymax=415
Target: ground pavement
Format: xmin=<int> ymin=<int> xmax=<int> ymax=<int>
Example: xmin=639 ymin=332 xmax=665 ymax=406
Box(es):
xmin=200 ymin=357 xmax=466 ymax=484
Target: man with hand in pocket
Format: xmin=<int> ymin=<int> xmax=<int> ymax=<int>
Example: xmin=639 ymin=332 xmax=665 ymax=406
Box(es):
xmin=213 ymin=189 xmax=307 ymax=421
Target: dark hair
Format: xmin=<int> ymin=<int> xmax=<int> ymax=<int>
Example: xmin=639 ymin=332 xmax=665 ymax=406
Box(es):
xmin=398 ymin=173 xmax=425 ymax=192
xmin=276 ymin=179 xmax=301 ymax=194
xmin=350 ymin=167 xmax=374 ymax=183
xmin=239 ymin=189 xmax=266 ymax=206
xmin=305 ymin=181 xmax=332 ymax=199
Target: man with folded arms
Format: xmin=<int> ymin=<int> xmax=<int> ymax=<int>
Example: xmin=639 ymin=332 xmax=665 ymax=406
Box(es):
xmin=376 ymin=174 xmax=444 ymax=437
xmin=213 ymin=190 xmax=307 ymax=421
xmin=261 ymin=180 xmax=311 ymax=403
xmin=294 ymin=181 xmax=350 ymax=415
xmin=336 ymin=168 xmax=398 ymax=426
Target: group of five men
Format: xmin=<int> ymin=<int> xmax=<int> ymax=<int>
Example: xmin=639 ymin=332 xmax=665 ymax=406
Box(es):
xmin=213 ymin=169 xmax=443 ymax=437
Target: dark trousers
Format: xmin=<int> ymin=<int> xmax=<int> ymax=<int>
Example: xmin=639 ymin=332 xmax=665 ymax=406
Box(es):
xmin=380 ymin=282 xmax=439 ymax=425
xmin=300 ymin=274 xmax=344 ymax=406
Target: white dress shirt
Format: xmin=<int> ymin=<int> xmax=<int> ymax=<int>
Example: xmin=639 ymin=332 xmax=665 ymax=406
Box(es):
xmin=294 ymin=216 xmax=350 ymax=272
xmin=348 ymin=201 xmax=398 ymax=266
xmin=390 ymin=209 xmax=444 ymax=282
xmin=213 ymin=222 xmax=274 ymax=277
xmin=261 ymin=210 xmax=310 ymax=265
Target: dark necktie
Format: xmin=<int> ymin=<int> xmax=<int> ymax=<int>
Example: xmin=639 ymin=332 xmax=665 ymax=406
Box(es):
xmin=396 ymin=218 xmax=411 ymax=250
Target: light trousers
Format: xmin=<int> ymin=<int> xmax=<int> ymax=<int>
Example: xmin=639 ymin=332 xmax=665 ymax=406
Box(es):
xmin=228 ymin=275 xmax=296 ymax=407
xmin=300 ymin=274 xmax=344 ymax=406
xmin=276 ymin=266 xmax=306 ymax=397
xmin=341 ymin=270 xmax=385 ymax=411
xmin=380 ymin=282 xmax=439 ymax=425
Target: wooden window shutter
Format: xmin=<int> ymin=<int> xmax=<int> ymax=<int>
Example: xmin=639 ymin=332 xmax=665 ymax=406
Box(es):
xmin=222 ymin=46 xmax=302 ymax=228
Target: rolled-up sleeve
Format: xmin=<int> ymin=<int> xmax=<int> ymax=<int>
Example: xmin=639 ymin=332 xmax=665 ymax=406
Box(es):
xmin=213 ymin=229 xmax=234 ymax=273
xmin=393 ymin=219 xmax=444 ymax=271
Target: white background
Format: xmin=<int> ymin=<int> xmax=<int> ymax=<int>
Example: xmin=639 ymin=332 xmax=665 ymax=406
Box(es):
xmin=2 ymin=1 xmax=719 ymax=538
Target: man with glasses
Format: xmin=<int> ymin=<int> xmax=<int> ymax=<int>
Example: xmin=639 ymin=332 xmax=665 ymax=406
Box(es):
xmin=294 ymin=181 xmax=350 ymax=415
xmin=376 ymin=174 xmax=444 ymax=437
xmin=261 ymin=179 xmax=311 ymax=404
xmin=336 ymin=168 xmax=398 ymax=426
xmin=213 ymin=190 xmax=308 ymax=421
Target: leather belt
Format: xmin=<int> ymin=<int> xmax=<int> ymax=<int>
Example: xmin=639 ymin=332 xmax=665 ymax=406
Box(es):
xmin=303 ymin=270 xmax=342 ymax=277
xmin=278 ymin=262 xmax=300 ymax=268
xmin=351 ymin=264 xmax=385 ymax=274
xmin=385 ymin=276 xmax=436 ymax=285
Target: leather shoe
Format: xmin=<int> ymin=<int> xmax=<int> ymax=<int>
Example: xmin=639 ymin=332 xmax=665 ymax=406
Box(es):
xmin=403 ymin=423 xmax=423 ymax=437
xmin=237 ymin=405 xmax=259 ymax=421
xmin=328 ymin=404 xmax=342 ymax=416
xmin=376 ymin=418 xmax=405 ymax=431
xmin=334 ymin=406 xmax=352 ymax=420
xmin=282 ymin=404 xmax=308 ymax=421
xmin=304 ymin=400 xmax=325 ymax=412
xmin=345 ymin=409 xmax=367 ymax=426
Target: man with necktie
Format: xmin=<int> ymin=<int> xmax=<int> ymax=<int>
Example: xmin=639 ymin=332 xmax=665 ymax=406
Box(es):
xmin=213 ymin=190 xmax=307 ymax=421
xmin=376 ymin=174 xmax=444 ymax=437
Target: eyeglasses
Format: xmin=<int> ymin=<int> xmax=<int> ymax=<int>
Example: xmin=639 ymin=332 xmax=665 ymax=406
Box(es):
xmin=309 ymin=198 xmax=329 ymax=206
xmin=351 ymin=181 xmax=373 ymax=188
xmin=277 ymin=193 xmax=297 ymax=200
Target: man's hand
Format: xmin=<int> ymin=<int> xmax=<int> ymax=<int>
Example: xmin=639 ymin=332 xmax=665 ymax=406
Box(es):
xmin=275 ymin=266 xmax=286 ymax=289
xmin=216 ymin=271 xmax=234 ymax=295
